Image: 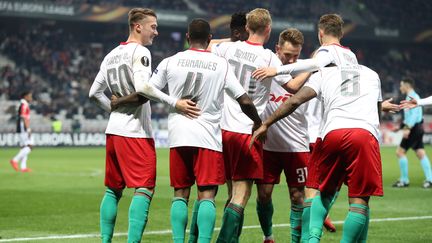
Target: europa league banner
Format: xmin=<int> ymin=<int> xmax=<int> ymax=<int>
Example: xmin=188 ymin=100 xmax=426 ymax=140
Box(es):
xmin=0 ymin=0 xmax=189 ymax=27
xmin=1 ymin=0 xmax=432 ymax=42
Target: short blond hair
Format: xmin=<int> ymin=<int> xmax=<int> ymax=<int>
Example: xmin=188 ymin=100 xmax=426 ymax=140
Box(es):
xmin=246 ymin=8 xmax=272 ymax=34
xmin=318 ymin=14 xmax=344 ymax=38
xmin=128 ymin=8 xmax=157 ymax=30
xmin=278 ymin=28 xmax=304 ymax=46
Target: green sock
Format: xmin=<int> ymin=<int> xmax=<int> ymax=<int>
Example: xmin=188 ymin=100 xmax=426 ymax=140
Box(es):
xmin=100 ymin=188 xmax=121 ymax=243
xmin=197 ymin=199 xmax=216 ymax=243
xmin=236 ymin=208 xmax=245 ymax=242
xmin=358 ymin=207 xmax=370 ymax=243
xmin=216 ymin=203 xmax=244 ymax=243
xmin=300 ymin=198 xmax=312 ymax=243
xmin=127 ymin=189 xmax=152 ymax=243
xmin=341 ymin=204 xmax=368 ymax=243
xmin=256 ymin=200 xmax=274 ymax=237
xmin=290 ymin=203 xmax=303 ymax=243
xmin=188 ymin=200 xmax=200 ymax=243
xmin=309 ymin=194 xmax=332 ymax=243
xmin=171 ymin=197 xmax=188 ymax=243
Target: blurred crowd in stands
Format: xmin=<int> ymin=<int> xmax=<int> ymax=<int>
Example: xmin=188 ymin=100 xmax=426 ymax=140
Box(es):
xmin=52 ymin=0 xmax=189 ymax=11
xmin=44 ymin=0 xmax=432 ymax=29
xmin=1 ymin=0 xmax=432 ymax=124
xmin=0 ymin=21 xmax=182 ymax=120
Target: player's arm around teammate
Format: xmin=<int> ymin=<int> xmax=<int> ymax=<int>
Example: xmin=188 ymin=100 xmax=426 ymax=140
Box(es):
xmin=89 ymin=8 xmax=162 ymax=243
xmin=400 ymin=95 xmax=432 ymax=109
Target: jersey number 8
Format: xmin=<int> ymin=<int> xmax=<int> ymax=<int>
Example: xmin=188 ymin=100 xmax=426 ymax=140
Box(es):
xmin=340 ymin=70 xmax=360 ymax=97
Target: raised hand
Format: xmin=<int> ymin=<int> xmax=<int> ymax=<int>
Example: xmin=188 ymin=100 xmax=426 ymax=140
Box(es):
xmin=175 ymin=99 xmax=201 ymax=119
xmin=382 ymin=98 xmax=400 ymax=113
xmin=252 ymin=67 xmax=277 ymax=81
xmin=399 ymin=96 xmax=418 ymax=109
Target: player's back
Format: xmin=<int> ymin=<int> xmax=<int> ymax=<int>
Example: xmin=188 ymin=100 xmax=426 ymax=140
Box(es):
xmin=155 ymin=49 xmax=234 ymax=151
xmin=213 ymin=41 xmax=285 ymax=134
xmin=309 ymin=65 xmax=381 ymax=139
xmin=99 ymin=42 xmax=152 ymax=138
xmin=305 ymin=97 xmax=323 ymax=143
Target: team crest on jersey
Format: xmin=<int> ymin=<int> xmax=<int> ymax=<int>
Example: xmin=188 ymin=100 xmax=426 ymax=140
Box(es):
xmin=141 ymin=56 xmax=149 ymax=67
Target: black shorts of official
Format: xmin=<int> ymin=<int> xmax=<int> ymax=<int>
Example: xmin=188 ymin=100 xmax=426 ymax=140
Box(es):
xmin=400 ymin=123 xmax=424 ymax=150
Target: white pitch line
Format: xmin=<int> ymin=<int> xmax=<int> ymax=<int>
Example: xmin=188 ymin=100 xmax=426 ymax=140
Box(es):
xmin=1 ymin=215 xmax=431 ymax=242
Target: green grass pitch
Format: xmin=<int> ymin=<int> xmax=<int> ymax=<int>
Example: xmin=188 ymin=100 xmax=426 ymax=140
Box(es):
xmin=1 ymin=146 xmax=432 ymax=242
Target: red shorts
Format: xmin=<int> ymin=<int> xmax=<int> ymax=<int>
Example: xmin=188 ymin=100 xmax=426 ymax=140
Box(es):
xmin=309 ymin=142 xmax=317 ymax=153
xmin=256 ymin=150 xmax=309 ymax=187
xmin=310 ymin=128 xmax=383 ymax=197
xmin=105 ymin=134 xmax=156 ymax=189
xmin=222 ymin=130 xmax=263 ymax=181
xmin=306 ymin=140 xmax=322 ymax=189
xmin=169 ymin=147 xmax=225 ymax=188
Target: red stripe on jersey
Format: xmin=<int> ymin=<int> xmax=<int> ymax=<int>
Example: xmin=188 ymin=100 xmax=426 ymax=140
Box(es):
xmin=245 ymin=40 xmax=263 ymax=46
xmin=20 ymin=103 xmax=30 ymax=118
xmin=189 ymin=48 xmax=210 ymax=53
xmin=120 ymin=41 xmax=138 ymax=45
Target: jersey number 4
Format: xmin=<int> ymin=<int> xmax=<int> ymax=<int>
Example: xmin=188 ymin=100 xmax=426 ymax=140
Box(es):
xmin=182 ymin=71 xmax=203 ymax=102
xmin=107 ymin=64 xmax=135 ymax=97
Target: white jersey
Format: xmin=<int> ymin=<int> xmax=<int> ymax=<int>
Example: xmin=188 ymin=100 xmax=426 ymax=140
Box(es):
xmin=149 ymin=49 xmax=246 ymax=151
xmin=418 ymin=96 xmax=432 ymax=106
xmin=305 ymin=65 xmax=382 ymax=140
xmin=316 ymin=44 xmax=358 ymax=68
xmin=305 ymin=97 xmax=323 ymax=143
xmin=90 ymin=42 xmax=153 ymax=138
xmin=276 ymin=44 xmax=358 ymax=77
xmin=212 ymin=41 xmax=288 ymax=134
xmin=262 ymin=81 xmax=309 ymax=152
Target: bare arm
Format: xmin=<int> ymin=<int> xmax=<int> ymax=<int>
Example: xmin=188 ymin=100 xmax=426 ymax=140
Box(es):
xmin=110 ymin=93 xmax=148 ymax=111
xmin=280 ymin=72 xmax=312 ymax=93
xmin=250 ymin=86 xmax=317 ymax=147
xmin=400 ymin=95 xmax=432 ymax=109
xmin=236 ymin=94 xmax=262 ymax=130
xmin=381 ymin=98 xmax=400 ymax=113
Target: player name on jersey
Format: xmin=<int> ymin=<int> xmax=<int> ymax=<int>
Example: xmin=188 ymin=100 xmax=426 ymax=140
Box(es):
xmin=233 ymin=49 xmax=258 ymax=63
xmin=177 ymin=59 xmax=218 ymax=71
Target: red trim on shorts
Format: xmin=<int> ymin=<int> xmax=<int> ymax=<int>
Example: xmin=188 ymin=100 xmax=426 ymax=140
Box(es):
xmin=245 ymin=40 xmax=263 ymax=46
xmin=257 ymin=150 xmax=309 ymax=187
xmin=105 ymin=135 xmax=156 ymax=189
xmin=313 ymin=129 xmax=383 ymax=197
xmin=169 ymin=147 xmax=225 ymax=188
xmin=222 ymin=130 xmax=264 ymax=181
